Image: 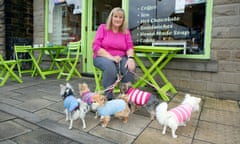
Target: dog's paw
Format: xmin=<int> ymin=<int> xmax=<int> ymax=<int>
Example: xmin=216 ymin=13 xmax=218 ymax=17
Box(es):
xmin=172 ymin=135 xmax=178 ymax=138
xmin=68 ymin=126 xmax=72 ymax=130
xmin=101 ymin=124 xmax=107 ymax=128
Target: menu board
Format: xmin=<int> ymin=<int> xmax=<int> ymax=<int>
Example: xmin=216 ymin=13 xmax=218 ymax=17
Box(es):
xmin=128 ymin=0 xmax=206 ymax=55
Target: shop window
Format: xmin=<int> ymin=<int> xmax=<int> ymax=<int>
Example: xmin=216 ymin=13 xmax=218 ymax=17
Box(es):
xmin=129 ymin=0 xmax=211 ymax=57
xmin=92 ymin=0 xmax=122 ymax=31
xmin=48 ymin=0 xmax=82 ymax=46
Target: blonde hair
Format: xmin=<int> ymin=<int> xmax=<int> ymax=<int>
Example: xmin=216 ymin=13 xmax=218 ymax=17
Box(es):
xmin=105 ymin=7 xmax=128 ymax=33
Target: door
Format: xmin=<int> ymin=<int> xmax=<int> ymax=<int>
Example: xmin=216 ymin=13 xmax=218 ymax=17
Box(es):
xmin=82 ymin=0 xmax=122 ymax=73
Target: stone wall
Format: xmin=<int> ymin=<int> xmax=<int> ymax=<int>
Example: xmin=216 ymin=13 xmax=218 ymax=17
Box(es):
xmin=33 ymin=0 xmax=44 ymax=45
xmin=165 ymin=0 xmax=240 ymax=100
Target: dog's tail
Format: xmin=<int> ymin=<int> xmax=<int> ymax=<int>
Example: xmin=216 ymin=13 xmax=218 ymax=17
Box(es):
xmin=156 ymin=102 xmax=168 ymax=125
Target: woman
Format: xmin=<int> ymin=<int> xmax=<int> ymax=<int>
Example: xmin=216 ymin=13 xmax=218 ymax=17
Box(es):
xmin=92 ymin=7 xmax=135 ymax=100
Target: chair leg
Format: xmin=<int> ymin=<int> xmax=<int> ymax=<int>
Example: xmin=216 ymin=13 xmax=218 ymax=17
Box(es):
xmin=0 ymin=64 xmax=22 ymax=86
xmin=66 ymin=62 xmax=81 ymax=81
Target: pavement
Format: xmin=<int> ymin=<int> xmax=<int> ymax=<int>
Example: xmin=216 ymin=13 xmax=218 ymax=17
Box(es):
xmin=0 ymin=75 xmax=239 ymax=144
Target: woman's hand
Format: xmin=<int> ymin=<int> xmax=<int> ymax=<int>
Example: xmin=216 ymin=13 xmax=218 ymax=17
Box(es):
xmin=125 ymin=58 xmax=135 ymax=72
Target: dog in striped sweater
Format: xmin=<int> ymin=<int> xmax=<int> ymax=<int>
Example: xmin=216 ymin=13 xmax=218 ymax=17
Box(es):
xmin=120 ymin=82 xmax=161 ymax=120
xmin=156 ymin=94 xmax=201 ymax=138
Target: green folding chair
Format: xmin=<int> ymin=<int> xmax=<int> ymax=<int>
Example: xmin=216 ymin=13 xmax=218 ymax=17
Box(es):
xmin=14 ymin=45 xmax=34 ymax=77
xmin=55 ymin=41 xmax=82 ymax=81
xmin=0 ymin=54 xmax=23 ymax=86
xmin=93 ymin=65 xmax=120 ymax=93
xmin=93 ymin=66 xmax=103 ymax=92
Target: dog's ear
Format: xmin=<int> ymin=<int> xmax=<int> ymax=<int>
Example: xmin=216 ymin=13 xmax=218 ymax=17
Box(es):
xmin=196 ymin=97 xmax=201 ymax=103
xmin=185 ymin=93 xmax=191 ymax=98
xmin=100 ymin=95 xmax=107 ymax=103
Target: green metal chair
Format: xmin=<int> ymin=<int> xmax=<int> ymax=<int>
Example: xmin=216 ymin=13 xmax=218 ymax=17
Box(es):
xmin=93 ymin=65 xmax=120 ymax=93
xmin=0 ymin=54 xmax=23 ymax=86
xmin=14 ymin=45 xmax=34 ymax=77
xmin=93 ymin=66 xmax=103 ymax=92
xmin=54 ymin=41 xmax=82 ymax=81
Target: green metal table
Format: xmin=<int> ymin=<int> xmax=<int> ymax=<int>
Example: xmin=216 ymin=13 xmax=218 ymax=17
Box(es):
xmin=133 ymin=46 xmax=183 ymax=101
xmin=24 ymin=46 xmax=65 ymax=79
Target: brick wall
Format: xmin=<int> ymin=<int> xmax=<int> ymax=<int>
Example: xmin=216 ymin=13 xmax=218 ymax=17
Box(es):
xmin=165 ymin=0 xmax=240 ymax=100
xmin=5 ymin=0 xmax=33 ymax=59
xmin=0 ymin=0 xmax=4 ymax=56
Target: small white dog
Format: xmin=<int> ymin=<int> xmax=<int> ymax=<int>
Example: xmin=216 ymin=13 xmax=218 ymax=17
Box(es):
xmin=60 ymin=83 xmax=90 ymax=129
xmin=156 ymin=94 xmax=201 ymax=138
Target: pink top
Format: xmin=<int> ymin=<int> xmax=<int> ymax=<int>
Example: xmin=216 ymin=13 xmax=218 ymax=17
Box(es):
xmin=127 ymin=88 xmax=151 ymax=106
xmin=169 ymin=104 xmax=192 ymax=124
xmin=92 ymin=24 xmax=134 ymax=58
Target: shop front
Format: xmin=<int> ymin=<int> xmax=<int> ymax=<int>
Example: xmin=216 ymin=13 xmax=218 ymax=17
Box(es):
xmin=46 ymin=0 xmax=212 ymax=73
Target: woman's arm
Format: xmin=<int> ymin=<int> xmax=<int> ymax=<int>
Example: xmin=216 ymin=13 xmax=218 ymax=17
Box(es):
xmin=125 ymin=31 xmax=135 ymax=72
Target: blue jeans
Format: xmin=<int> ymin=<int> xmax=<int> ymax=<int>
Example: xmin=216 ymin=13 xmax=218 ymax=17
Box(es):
xmin=93 ymin=56 xmax=134 ymax=100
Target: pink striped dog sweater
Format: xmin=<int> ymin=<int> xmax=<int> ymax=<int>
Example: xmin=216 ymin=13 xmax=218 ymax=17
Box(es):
xmin=169 ymin=104 xmax=193 ymax=124
xmin=127 ymin=88 xmax=151 ymax=106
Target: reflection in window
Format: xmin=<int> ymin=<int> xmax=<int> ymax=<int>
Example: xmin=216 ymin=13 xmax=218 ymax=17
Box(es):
xmin=129 ymin=0 xmax=206 ymax=55
xmin=48 ymin=0 xmax=82 ymax=46
xmin=92 ymin=0 xmax=122 ymax=30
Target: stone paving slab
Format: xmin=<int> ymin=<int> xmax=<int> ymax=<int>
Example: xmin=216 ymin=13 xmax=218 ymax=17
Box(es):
xmin=34 ymin=108 xmax=65 ymax=122
xmin=192 ymin=139 xmax=213 ymax=144
xmin=12 ymin=128 xmax=74 ymax=144
xmin=0 ymin=96 xmax=23 ymax=106
xmin=13 ymin=119 xmax=39 ymax=130
xmin=0 ymin=121 xmax=31 ymax=141
xmin=89 ymin=126 xmax=135 ymax=144
xmin=133 ymin=127 xmax=192 ymax=144
xmin=203 ymin=97 xmax=240 ymax=112
xmin=200 ymin=108 xmax=240 ymax=127
xmin=46 ymin=101 xmax=65 ymax=114
xmin=38 ymin=119 xmax=113 ymax=144
xmin=195 ymin=121 xmax=240 ymax=144
xmin=0 ymin=111 xmax=15 ymax=122
xmin=14 ymin=98 xmax=54 ymax=113
xmin=0 ymin=140 xmax=18 ymax=144
xmin=0 ymin=103 xmax=42 ymax=123
xmin=106 ymin=114 xmax=152 ymax=136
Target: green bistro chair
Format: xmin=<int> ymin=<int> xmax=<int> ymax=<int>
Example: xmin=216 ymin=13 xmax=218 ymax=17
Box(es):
xmin=54 ymin=41 xmax=82 ymax=81
xmin=93 ymin=66 xmax=103 ymax=92
xmin=14 ymin=45 xmax=34 ymax=77
xmin=93 ymin=65 xmax=120 ymax=94
xmin=0 ymin=54 xmax=23 ymax=86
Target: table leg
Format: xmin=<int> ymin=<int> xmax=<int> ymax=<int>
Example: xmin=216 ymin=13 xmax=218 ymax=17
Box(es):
xmin=48 ymin=49 xmax=61 ymax=71
xmin=146 ymin=54 xmax=177 ymax=94
xmin=134 ymin=53 xmax=170 ymax=101
xmin=29 ymin=50 xmax=46 ymax=79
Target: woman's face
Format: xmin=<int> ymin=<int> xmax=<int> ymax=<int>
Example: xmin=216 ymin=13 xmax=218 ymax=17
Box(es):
xmin=111 ymin=11 xmax=124 ymax=28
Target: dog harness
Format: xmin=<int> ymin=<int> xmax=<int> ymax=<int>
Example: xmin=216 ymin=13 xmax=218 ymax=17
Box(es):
xmin=127 ymin=88 xmax=151 ymax=106
xmin=64 ymin=95 xmax=79 ymax=112
xmin=82 ymin=91 xmax=94 ymax=105
xmin=97 ymin=99 xmax=126 ymax=116
xmin=169 ymin=104 xmax=192 ymax=124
